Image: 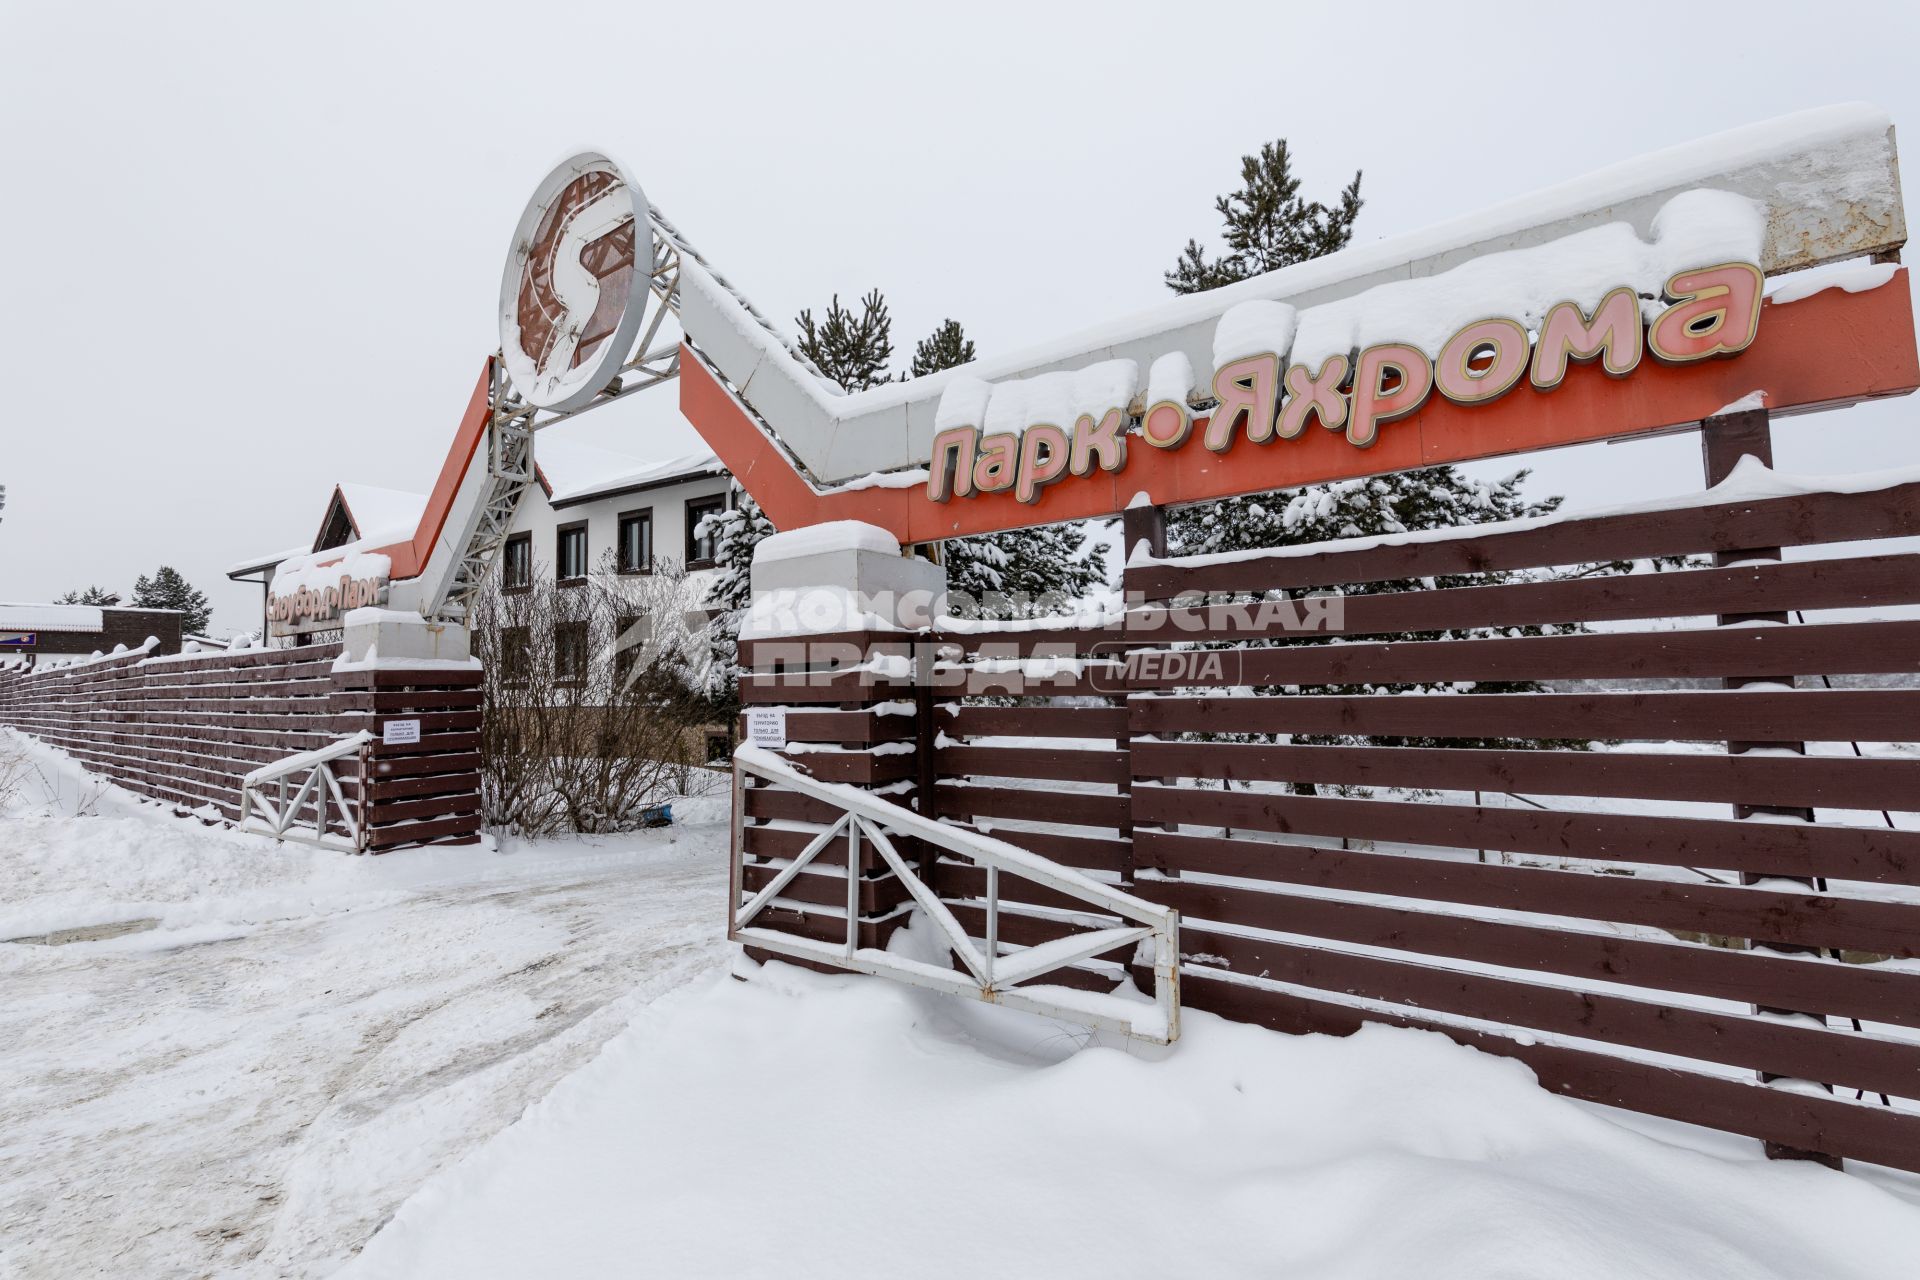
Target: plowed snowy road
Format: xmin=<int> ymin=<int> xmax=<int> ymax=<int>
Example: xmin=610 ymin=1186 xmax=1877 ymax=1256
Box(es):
xmin=0 ymin=742 xmax=730 ymax=1279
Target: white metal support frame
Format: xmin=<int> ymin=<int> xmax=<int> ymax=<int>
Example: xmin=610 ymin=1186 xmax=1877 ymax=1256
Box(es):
xmin=730 ymin=746 xmax=1180 ymax=1043
xmin=431 ymin=203 xmax=709 ymax=624
xmin=238 ymin=731 xmax=373 ymax=852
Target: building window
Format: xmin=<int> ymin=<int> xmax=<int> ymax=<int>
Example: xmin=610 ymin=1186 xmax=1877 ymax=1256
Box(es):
xmin=686 ymin=495 xmax=725 ymax=568
xmin=617 ymin=509 xmax=653 ymax=575
xmin=554 ymin=619 xmax=589 ymax=686
xmin=556 ymin=522 xmax=589 ymax=584
xmin=502 ymin=532 xmax=532 ymax=592
xmin=705 ymin=731 xmax=733 ymax=764
xmin=501 ymin=626 xmax=531 ymax=685
xmin=612 ymin=611 xmax=649 ymax=686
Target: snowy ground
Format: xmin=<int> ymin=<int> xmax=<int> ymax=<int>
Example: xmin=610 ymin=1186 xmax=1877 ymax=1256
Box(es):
xmin=8 ymin=729 xmax=1920 ymax=1278
xmin=340 ymin=936 xmax=1920 ymax=1280
xmin=0 ymin=731 xmax=732 ymax=1279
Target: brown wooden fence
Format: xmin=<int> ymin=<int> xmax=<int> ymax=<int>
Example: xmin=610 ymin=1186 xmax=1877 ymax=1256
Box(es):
xmin=736 ymin=421 xmax=1920 ymax=1173
xmin=0 ymin=641 xmax=483 ymax=850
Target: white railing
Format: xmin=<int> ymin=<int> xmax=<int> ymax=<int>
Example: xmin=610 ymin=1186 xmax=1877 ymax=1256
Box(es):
xmin=730 ymin=745 xmax=1180 ymax=1043
xmin=238 ymin=731 xmax=372 ymax=851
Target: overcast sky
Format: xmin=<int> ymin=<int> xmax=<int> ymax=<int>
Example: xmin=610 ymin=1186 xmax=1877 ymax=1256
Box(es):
xmin=5 ymin=1 xmax=1919 ymax=632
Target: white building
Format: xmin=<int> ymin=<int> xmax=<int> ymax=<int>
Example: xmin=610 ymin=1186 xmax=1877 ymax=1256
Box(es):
xmin=498 ymin=433 xmax=729 ymax=595
xmin=229 ymin=408 xmax=734 ymax=636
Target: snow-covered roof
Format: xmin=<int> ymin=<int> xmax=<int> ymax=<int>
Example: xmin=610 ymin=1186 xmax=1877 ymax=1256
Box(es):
xmin=335 ymin=483 xmax=428 ymax=547
xmin=0 ymin=602 xmax=110 ymax=632
xmin=226 ymin=483 xmax=427 ymax=579
xmin=538 ymin=435 xmax=724 ymax=508
xmin=228 ymin=543 xmax=309 ymax=578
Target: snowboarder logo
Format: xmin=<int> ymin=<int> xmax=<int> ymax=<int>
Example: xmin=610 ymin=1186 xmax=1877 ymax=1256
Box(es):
xmin=499 ymin=154 xmax=651 ymax=413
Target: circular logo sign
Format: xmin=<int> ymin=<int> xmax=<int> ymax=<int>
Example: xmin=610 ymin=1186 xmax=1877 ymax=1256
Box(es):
xmin=498 ymin=153 xmax=650 ymax=412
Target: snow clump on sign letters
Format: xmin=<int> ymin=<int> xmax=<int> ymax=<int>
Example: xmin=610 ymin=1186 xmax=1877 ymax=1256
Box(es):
xmin=1286 ymin=188 xmax=1765 ymax=372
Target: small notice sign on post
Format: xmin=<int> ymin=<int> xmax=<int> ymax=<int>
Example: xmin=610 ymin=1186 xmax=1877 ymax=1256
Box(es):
xmin=382 ymin=718 xmax=422 ymax=746
xmin=744 ymin=707 xmax=787 ymax=751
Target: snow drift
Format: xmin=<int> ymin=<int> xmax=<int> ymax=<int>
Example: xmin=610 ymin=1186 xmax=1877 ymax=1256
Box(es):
xmin=339 ymin=945 xmax=1920 ymax=1280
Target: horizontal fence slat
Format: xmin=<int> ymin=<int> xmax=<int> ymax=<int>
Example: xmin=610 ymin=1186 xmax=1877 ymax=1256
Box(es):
xmin=933 ymin=828 xmax=1133 ymax=875
xmin=775 ymin=749 xmax=916 ymax=786
xmin=935 ymin=745 xmax=1129 ymax=784
xmin=743 ymin=784 xmax=846 ymax=825
xmin=1136 ymin=844 xmax=1920 ymax=960
xmin=1130 ymin=784 xmax=1920 ymax=883
xmin=1130 ymin=689 xmax=1920 ymax=743
xmin=1130 ymin=840 xmax=1920 ymax=1027
xmin=936 ymin=861 xmax=1116 ymax=912
xmin=935 ymin=783 xmax=1127 ymax=830
xmin=740 ymin=855 xmax=908 ymax=915
xmin=741 ymin=708 xmax=914 ymax=745
xmin=1121 ymin=553 xmax=1920 ymax=643
xmin=1130 ymin=740 xmax=1920 ymax=813
xmin=741 ymin=672 xmax=913 ymax=704
xmin=1177 ymin=927 xmax=1920 ymax=1101
xmin=946 ymin=901 xmax=1137 ymax=966
xmin=942 ymin=706 xmax=1129 ymax=739
xmin=1126 ymin=480 xmax=1920 ymax=598
xmin=1144 ymin=620 xmax=1920 ymax=688
xmin=742 ymin=823 xmax=858 ymax=868
xmin=1177 ymin=970 xmax=1920 ymax=1174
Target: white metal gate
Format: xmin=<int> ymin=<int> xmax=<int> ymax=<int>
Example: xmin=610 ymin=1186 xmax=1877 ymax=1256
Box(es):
xmin=730 ymin=745 xmax=1180 ymax=1043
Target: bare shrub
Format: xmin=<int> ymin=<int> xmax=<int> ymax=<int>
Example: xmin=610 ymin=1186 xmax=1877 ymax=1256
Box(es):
xmin=0 ymin=739 xmax=30 ymax=811
xmin=473 ymin=552 xmax=718 ymax=836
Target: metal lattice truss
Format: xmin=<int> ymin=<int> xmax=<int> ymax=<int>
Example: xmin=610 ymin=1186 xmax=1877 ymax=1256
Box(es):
xmin=238 ymin=731 xmax=371 ymax=851
xmin=431 ymin=209 xmax=689 ymax=623
xmin=730 ymin=748 xmax=1181 ymax=1043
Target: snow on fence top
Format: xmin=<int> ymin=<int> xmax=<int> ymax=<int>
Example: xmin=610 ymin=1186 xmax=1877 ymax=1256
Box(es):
xmin=679 ymin=103 xmax=1905 ymax=487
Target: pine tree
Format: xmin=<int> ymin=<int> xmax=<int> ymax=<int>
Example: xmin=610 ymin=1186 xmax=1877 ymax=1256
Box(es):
xmin=1162 ymin=138 xmax=1512 ymax=585
xmin=55 ymin=586 xmax=118 ymax=605
xmin=699 ymin=486 xmax=776 ymax=720
xmin=944 ymin=528 xmax=1110 ymax=616
xmin=909 ymin=318 xmax=976 ymax=377
xmin=1161 ymin=140 xmax=1626 ymax=760
xmin=129 ymin=566 xmax=212 ymax=633
xmin=1166 ymin=140 xmax=1362 ymax=292
xmin=900 ymin=318 xmax=1110 ymax=614
xmin=795 ymin=290 xmax=894 ymax=392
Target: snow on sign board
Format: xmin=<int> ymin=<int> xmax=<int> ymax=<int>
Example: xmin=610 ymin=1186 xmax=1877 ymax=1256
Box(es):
xmin=498 ymin=152 xmax=651 ymax=413
xmin=928 ymin=260 xmax=1764 ymax=505
xmin=670 ymin=108 xmax=1918 ymax=546
xmin=744 ymin=708 xmax=787 ymax=751
xmin=381 ymin=719 xmax=422 ymax=746
xmin=267 ymin=564 xmax=390 ymax=638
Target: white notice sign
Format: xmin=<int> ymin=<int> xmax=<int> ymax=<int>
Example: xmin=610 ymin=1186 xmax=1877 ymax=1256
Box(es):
xmin=382 ymin=718 xmax=422 ymax=746
xmin=745 ymin=707 xmax=787 ymax=751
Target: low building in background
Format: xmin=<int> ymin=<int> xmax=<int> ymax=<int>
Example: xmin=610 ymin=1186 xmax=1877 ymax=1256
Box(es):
xmin=220 ymin=416 xmax=737 ymax=832
xmin=0 ymin=601 xmax=182 ymax=670
xmin=226 ymin=482 xmax=428 ymax=643
xmin=226 ymin=421 xmax=732 ymax=648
